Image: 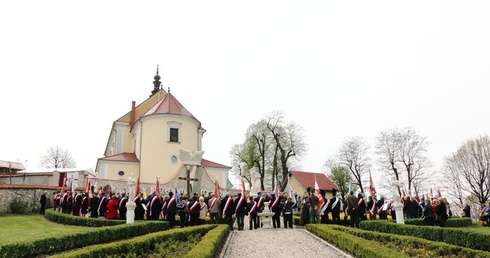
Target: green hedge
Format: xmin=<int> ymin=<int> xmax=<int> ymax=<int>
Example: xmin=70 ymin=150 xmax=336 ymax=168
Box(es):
xmin=332 ymin=224 xmax=490 ymax=258
xmin=359 ymin=220 xmax=490 ymax=252
xmin=306 ymin=224 xmax=408 ymax=258
xmin=183 ymin=224 xmax=230 ymax=258
xmin=51 ymin=224 xmax=221 ymax=258
xmin=44 ymin=209 xmax=125 ymax=227
xmin=403 ymin=217 xmax=472 ymax=227
xmin=0 ymin=220 xmax=169 ymax=258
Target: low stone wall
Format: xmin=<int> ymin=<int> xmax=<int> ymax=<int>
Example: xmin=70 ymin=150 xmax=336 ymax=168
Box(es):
xmin=0 ymin=185 xmax=56 ymax=214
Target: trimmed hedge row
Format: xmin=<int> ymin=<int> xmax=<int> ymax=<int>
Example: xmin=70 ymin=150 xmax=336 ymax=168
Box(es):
xmin=44 ymin=209 xmax=126 ymax=227
xmin=306 ymin=224 xmax=408 ymax=258
xmin=331 ymin=224 xmax=490 ymax=258
xmin=402 ymin=217 xmax=473 ymax=227
xmin=0 ymin=220 xmax=169 ymax=258
xmin=183 ymin=224 xmax=230 ymax=258
xmin=51 ymin=224 xmax=224 ymax=258
xmin=360 ymin=220 xmax=490 ymax=251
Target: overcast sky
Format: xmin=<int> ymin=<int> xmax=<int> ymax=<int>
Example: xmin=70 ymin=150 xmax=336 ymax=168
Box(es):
xmin=1 ymin=1 xmax=489 ymax=188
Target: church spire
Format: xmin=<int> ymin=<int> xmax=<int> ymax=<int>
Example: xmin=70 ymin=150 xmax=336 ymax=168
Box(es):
xmin=151 ymin=65 xmax=161 ymax=97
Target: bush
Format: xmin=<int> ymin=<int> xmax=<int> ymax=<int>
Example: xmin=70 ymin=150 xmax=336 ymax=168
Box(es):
xmin=10 ymin=199 xmax=29 ymax=214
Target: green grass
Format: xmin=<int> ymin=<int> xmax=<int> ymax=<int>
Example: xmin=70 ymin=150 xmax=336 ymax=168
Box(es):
xmin=0 ymin=214 xmax=97 ymax=245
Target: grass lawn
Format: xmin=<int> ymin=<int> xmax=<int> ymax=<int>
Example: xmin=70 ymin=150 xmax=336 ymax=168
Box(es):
xmin=0 ymin=213 xmax=97 ymax=245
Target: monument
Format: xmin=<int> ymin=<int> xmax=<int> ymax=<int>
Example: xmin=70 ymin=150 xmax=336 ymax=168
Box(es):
xmin=391 ymin=177 xmax=405 ymax=224
xmin=249 ymin=167 xmax=261 ymax=195
xmin=179 ymin=148 xmax=204 ymax=195
xmin=126 ymin=173 xmax=136 ymax=224
xmin=257 ymin=201 xmax=274 ymax=229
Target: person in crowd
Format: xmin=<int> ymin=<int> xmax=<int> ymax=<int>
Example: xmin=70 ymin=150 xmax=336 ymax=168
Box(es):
xmin=39 ymin=191 xmax=47 ymax=215
xmin=320 ymin=192 xmax=329 ymax=224
xmin=329 ymin=190 xmax=341 ymax=223
xmin=283 ymin=196 xmax=296 ymax=229
xmin=404 ymin=196 xmax=419 ymax=219
xmin=90 ymin=192 xmax=100 ymax=218
xmin=149 ymin=192 xmax=162 ymax=220
xmin=73 ymin=191 xmax=82 ymax=216
xmin=118 ymin=193 xmax=128 ymax=220
xmin=308 ymin=189 xmax=319 ymax=224
xmin=296 ymin=194 xmax=302 ymax=212
xmin=81 ymin=192 xmax=89 ymax=217
xmin=177 ymin=195 xmax=188 ymax=227
xmin=161 ymin=193 xmax=169 ymax=221
xmin=188 ymin=193 xmax=200 ymax=226
xmin=435 ymin=197 xmax=448 ymax=227
xmin=166 ymin=191 xmax=177 ymax=228
xmin=461 ymin=203 xmax=471 ymax=218
xmin=220 ymin=193 xmax=235 ymax=230
xmin=134 ymin=192 xmax=146 ymax=220
xmin=208 ymin=192 xmax=221 ymax=224
xmin=199 ymin=196 xmax=208 ymax=225
xmin=479 ymin=203 xmax=490 ymax=227
xmin=247 ymin=196 xmax=258 ymax=230
xmin=235 ymin=192 xmax=247 ymax=230
xmin=366 ymin=195 xmax=376 ymax=220
xmin=270 ymin=192 xmax=283 ymax=228
xmin=377 ymin=196 xmax=389 ymax=220
xmin=346 ymin=191 xmax=358 ymax=227
xmin=106 ymin=195 xmax=119 ymax=219
xmin=98 ymin=193 xmax=108 ymax=218
xmin=300 ymin=193 xmax=310 ymax=225
xmin=54 ymin=191 xmax=61 ymax=211
xmin=423 ymin=198 xmax=435 ymax=226
xmin=255 ymin=192 xmax=265 ymax=228
xmin=357 ymin=193 xmax=366 ymax=226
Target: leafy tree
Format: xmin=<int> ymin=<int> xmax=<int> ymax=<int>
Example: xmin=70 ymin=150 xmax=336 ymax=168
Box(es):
xmin=40 ymin=146 xmax=76 ymax=169
xmin=337 ymin=136 xmax=370 ymax=195
xmin=442 ymin=135 xmax=490 ymax=205
xmin=327 ymin=165 xmax=351 ymax=200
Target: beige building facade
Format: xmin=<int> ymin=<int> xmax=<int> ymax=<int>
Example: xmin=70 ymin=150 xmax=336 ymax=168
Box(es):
xmin=95 ymin=69 xmax=230 ymax=195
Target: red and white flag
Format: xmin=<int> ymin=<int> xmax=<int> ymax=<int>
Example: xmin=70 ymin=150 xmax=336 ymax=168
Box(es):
xmin=136 ymin=175 xmax=142 ymax=194
xmin=314 ymin=177 xmax=325 ymax=210
xmin=235 ymin=176 xmax=247 ymax=213
xmin=368 ymin=170 xmax=376 ymax=196
xmin=86 ymin=178 xmax=91 ymax=194
xmin=155 ymin=177 xmax=161 ymax=195
xmin=210 ymin=179 xmax=220 ymax=210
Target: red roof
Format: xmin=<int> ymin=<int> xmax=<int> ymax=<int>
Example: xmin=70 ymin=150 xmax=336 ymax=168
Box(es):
xmin=200 ymin=159 xmax=231 ymax=169
xmin=99 ymin=152 xmax=139 ymax=162
xmin=144 ymin=92 xmax=197 ymax=120
xmin=291 ymin=171 xmax=338 ymax=191
xmin=0 ymin=160 xmax=25 ymax=170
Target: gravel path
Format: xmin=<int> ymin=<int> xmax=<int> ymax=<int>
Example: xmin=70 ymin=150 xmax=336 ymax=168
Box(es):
xmin=219 ymin=226 xmax=354 ymax=258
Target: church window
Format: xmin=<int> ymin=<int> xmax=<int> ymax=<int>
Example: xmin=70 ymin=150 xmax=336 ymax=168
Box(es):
xmin=170 ymin=128 xmax=179 ymax=142
xmin=167 ymin=121 xmax=182 ymax=143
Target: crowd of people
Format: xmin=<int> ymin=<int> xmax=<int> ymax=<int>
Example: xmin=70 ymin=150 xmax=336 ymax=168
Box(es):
xmin=47 ymin=187 xmax=489 ymax=230
xmin=48 ymin=188 xmax=298 ymax=231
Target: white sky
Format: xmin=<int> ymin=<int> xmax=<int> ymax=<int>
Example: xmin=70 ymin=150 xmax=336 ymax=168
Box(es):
xmin=1 ymin=1 xmax=489 ymax=188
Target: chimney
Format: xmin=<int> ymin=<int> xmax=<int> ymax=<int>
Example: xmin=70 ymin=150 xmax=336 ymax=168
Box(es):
xmin=130 ymin=101 xmax=136 ymax=128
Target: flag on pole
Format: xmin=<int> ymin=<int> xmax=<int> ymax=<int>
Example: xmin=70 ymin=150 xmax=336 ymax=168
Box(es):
xmin=175 ymin=186 xmax=180 ymax=202
xmin=348 ymin=181 xmax=353 ymax=193
xmin=436 ymin=186 xmax=442 ymax=198
xmin=106 ymin=181 xmax=112 ymax=196
xmin=61 ymin=177 xmax=67 ymax=192
xmin=235 ymin=176 xmax=247 ymax=213
xmin=86 ymin=178 xmax=91 ymax=194
xmin=210 ymin=179 xmax=220 ymax=210
xmin=314 ymin=177 xmax=325 ymax=210
xmin=136 ymin=175 xmax=141 ymax=194
xmin=155 ymin=177 xmax=160 ymax=195
xmin=368 ymin=170 xmax=376 ymax=196
xmin=271 ymin=176 xmax=280 ymax=209
xmin=287 ymin=175 xmax=296 ymax=204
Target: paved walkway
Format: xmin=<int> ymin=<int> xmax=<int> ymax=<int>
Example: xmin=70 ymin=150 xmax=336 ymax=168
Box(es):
xmin=219 ymin=226 xmax=354 ymax=258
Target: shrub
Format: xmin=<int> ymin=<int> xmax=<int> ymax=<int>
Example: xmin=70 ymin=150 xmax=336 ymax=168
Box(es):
xmin=10 ymin=199 xmax=29 ymax=214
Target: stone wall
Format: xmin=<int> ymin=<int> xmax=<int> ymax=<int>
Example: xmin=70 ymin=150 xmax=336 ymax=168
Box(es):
xmin=0 ymin=185 xmax=55 ymax=214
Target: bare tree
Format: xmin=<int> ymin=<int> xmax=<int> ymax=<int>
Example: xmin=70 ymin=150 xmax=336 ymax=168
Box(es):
xmin=337 ymin=136 xmax=370 ymax=195
xmin=375 ymin=127 xmax=429 ymax=197
xmin=40 ymin=146 xmax=76 ymax=169
xmin=442 ymin=135 xmax=490 ymax=205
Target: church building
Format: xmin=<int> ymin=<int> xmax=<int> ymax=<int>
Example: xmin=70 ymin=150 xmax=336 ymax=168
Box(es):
xmin=95 ymin=67 xmax=231 ymax=196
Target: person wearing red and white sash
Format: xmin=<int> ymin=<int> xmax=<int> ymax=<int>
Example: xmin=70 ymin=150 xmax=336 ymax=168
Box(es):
xmin=220 ymin=193 xmax=235 ymax=230
xmin=149 ymin=193 xmax=161 ymax=220
xmin=367 ymin=195 xmax=377 ymax=220
xmin=357 ymin=193 xmax=367 ymax=226
xmin=377 ymin=195 xmax=389 ymax=220
xmin=118 ymin=193 xmax=128 ymax=220
xmin=166 ymin=191 xmax=177 ymax=228
xmin=188 ymin=193 xmax=200 ymax=226
xmin=133 ymin=192 xmax=145 ymax=220
xmin=73 ymin=191 xmax=82 ymax=216
xmin=246 ymin=196 xmax=258 ymax=230
xmin=208 ymin=192 xmax=221 ymax=224
xmin=254 ymin=192 xmax=265 ymax=227
xmin=81 ymin=192 xmax=89 ymax=217
xmin=199 ymin=196 xmax=208 ymax=225
xmin=235 ymin=192 xmax=247 ymax=230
